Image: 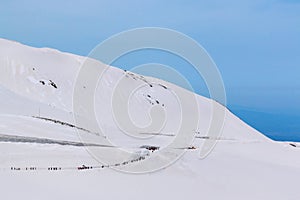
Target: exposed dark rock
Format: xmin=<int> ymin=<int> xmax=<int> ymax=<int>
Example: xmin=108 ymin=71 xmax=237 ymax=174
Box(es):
xmin=49 ymin=80 xmax=57 ymax=89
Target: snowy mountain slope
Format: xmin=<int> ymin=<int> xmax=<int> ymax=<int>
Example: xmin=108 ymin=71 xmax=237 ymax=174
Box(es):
xmin=0 ymin=38 xmax=299 ymax=200
xmin=0 ymin=38 xmax=268 ymax=142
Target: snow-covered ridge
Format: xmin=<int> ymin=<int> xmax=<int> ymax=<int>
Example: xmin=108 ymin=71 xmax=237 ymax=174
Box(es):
xmin=0 ymin=38 xmax=268 ymax=142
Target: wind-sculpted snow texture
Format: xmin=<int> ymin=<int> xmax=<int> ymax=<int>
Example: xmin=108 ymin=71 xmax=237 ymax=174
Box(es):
xmin=0 ymin=39 xmax=299 ymax=200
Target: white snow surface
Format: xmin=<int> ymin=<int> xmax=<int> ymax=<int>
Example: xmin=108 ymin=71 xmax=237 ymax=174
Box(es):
xmin=0 ymin=38 xmax=299 ymax=200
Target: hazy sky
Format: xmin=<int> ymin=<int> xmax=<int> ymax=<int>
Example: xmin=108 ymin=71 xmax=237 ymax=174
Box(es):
xmin=1 ymin=0 xmax=300 ymax=114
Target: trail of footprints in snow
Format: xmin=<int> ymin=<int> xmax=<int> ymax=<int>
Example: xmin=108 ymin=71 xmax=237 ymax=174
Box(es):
xmin=6 ymin=144 xmax=161 ymax=172
xmin=8 ymin=155 xmax=147 ymax=172
xmin=32 ymin=116 xmax=97 ymax=135
xmin=7 ymin=143 xmax=198 ymax=172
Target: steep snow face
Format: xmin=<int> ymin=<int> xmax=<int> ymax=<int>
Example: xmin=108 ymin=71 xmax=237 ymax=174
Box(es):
xmin=0 ymin=38 xmax=268 ymax=143
xmin=0 ymin=38 xmax=299 ymax=200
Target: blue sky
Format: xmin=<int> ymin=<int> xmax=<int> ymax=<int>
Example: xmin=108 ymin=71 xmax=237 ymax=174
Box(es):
xmin=1 ymin=0 xmax=300 ymax=140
